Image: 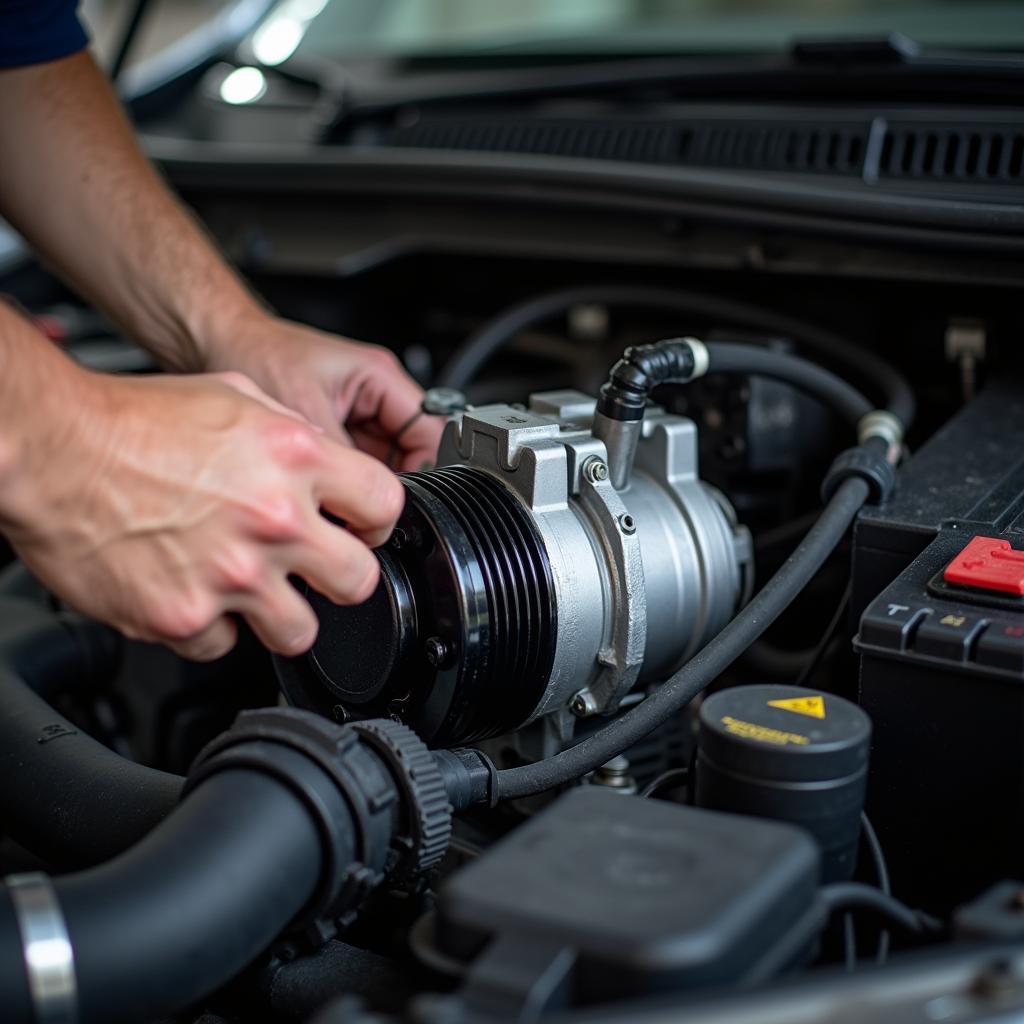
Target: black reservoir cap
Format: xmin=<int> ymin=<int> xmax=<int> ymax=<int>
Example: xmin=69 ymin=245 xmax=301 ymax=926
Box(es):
xmin=696 ymin=686 xmax=872 ymax=882
xmin=699 ymin=685 xmax=871 ymax=783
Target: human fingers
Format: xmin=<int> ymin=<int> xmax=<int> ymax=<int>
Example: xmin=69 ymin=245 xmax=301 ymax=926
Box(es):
xmin=164 ymin=615 xmax=239 ymax=662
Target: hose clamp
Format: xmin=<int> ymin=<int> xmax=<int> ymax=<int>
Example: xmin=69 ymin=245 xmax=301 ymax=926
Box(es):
xmin=6 ymin=872 xmax=77 ymax=1024
xmin=681 ymin=337 xmax=710 ymax=379
xmin=858 ymin=410 xmax=904 ymax=451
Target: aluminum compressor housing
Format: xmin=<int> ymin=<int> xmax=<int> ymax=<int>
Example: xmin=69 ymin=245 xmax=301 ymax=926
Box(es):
xmin=277 ymin=391 xmax=751 ymax=746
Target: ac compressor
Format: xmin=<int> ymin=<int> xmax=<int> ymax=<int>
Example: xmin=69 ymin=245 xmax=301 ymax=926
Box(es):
xmin=277 ymin=388 xmax=752 ymax=745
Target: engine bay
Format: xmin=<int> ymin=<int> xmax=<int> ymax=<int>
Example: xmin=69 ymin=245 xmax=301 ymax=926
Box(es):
xmin=4 ymin=59 xmax=1024 ymax=1018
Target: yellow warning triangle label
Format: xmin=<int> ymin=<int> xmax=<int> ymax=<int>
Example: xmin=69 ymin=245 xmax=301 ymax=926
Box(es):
xmin=766 ymin=695 xmax=826 ymax=720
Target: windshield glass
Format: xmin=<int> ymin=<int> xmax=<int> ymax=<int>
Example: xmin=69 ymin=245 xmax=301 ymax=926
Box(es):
xmin=249 ymin=0 xmax=1024 ymax=66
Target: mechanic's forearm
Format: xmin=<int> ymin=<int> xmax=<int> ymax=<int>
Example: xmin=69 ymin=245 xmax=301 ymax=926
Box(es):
xmin=0 ymin=51 xmax=261 ymax=371
xmin=0 ymin=304 xmax=91 ymax=518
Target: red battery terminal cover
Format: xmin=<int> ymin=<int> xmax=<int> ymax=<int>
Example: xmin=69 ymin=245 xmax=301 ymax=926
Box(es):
xmin=944 ymin=535 xmax=1024 ymax=596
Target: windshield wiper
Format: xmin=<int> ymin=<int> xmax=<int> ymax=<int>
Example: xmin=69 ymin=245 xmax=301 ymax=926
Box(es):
xmin=318 ymin=34 xmax=1024 ymax=141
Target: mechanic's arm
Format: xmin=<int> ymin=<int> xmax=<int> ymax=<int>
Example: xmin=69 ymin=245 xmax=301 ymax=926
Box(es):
xmin=0 ymin=50 xmax=440 ymax=468
xmin=0 ymin=301 xmax=403 ymax=660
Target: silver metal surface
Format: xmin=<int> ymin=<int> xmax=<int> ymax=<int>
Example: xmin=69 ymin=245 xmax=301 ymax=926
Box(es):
xmin=592 ymin=412 xmax=643 ymax=491
xmin=575 ymin=465 xmax=647 ymax=711
xmin=858 ymin=409 xmax=904 ymax=448
xmin=6 ymin=872 xmax=77 ymax=1024
xmin=569 ymin=689 xmax=599 ymax=717
xmin=588 ymin=755 xmax=639 ymax=794
xmin=582 ymin=456 xmax=609 ymax=484
xmin=436 ymin=388 xmax=750 ymax=730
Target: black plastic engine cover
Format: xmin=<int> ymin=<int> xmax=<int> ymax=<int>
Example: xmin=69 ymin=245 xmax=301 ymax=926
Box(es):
xmin=434 ymin=787 xmax=821 ymax=1014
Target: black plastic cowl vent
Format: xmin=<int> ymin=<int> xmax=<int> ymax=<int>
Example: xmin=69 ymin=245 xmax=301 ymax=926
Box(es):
xmin=387 ymin=116 xmax=868 ymax=175
xmin=875 ymin=122 xmax=1024 ymax=183
xmin=384 ymin=112 xmax=1024 ymax=188
xmin=391 ymin=117 xmax=676 ymax=163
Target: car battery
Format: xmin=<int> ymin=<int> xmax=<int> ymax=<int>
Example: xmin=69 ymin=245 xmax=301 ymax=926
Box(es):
xmin=853 ymin=384 xmax=1024 ymax=912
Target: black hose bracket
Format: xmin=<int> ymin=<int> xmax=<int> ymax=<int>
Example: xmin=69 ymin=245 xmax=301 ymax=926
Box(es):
xmin=185 ymin=708 xmax=451 ymax=943
xmin=821 ymin=443 xmax=896 ymax=505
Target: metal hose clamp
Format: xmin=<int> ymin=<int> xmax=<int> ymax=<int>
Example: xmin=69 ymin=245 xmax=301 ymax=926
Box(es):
xmin=858 ymin=410 xmax=904 ymax=451
xmin=680 ymin=336 xmax=710 ymax=379
xmin=6 ymin=873 xmax=77 ymax=1024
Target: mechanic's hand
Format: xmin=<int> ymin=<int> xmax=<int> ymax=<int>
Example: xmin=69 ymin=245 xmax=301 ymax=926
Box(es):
xmin=2 ymin=367 xmax=404 ymax=661
xmin=201 ymin=313 xmax=443 ymax=471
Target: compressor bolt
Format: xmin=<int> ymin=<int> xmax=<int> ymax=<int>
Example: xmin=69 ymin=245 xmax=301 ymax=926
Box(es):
xmin=583 ymin=457 xmax=609 ymax=484
xmin=570 ymin=689 xmax=599 ymax=717
xmin=424 ymin=637 xmax=449 ymax=668
xmin=618 ymin=513 xmax=637 ymax=535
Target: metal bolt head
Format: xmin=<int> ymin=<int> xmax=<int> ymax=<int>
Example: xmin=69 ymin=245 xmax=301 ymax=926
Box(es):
xmin=592 ymin=755 xmax=638 ymax=793
xmin=421 ymin=387 xmax=468 ymax=417
xmin=390 ymin=527 xmax=407 ymax=550
xmin=618 ymin=512 xmax=637 ymax=535
xmin=424 ymin=637 xmax=449 ymax=668
xmin=570 ymin=688 xmax=599 ymax=717
xmin=583 ymin=457 xmax=609 ymax=484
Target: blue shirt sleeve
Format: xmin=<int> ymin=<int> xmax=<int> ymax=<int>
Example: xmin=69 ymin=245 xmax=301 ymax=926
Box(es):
xmin=0 ymin=1 xmax=88 ymax=69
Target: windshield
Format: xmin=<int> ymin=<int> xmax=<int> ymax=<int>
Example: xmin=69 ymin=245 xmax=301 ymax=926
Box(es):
xmin=249 ymin=0 xmax=1024 ymax=66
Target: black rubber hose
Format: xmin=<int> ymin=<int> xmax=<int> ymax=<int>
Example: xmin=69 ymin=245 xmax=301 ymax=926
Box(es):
xmin=496 ymin=474 xmax=870 ymax=799
xmin=706 ymin=342 xmax=874 ymax=428
xmin=438 ymin=284 xmax=915 ymax=426
xmin=596 ymin=339 xmax=875 ymax=428
xmin=0 ymin=597 xmax=120 ymax=703
xmin=0 ymin=769 xmax=323 ymax=1024
xmin=0 ymin=597 xmax=183 ymax=866
xmin=0 ymin=563 xmax=48 ymax=602
xmin=0 ymin=668 xmax=183 ymax=868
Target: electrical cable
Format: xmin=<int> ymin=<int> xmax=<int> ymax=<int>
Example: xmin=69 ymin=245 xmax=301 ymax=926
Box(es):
xmin=861 ymin=812 xmax=893 ymax=964
xmin=843 ymin=914 xmax=857 ymax=972
xmin=638 ymin=766 xmax=690 ymax=799
xmin=862 ymin=813 xmax=891 ymax=895
xmin=496 ymin=472 xmax=871 ymax=799
xmin=754 ymin=511 xmax=821 ymax=554
xmin=796 ymin=582 xmax=852 ymax=687
xmin=438 ymin=284 xmax=915 ymax=426
xmin=818 ymin=883 xmax=942 ymax=937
